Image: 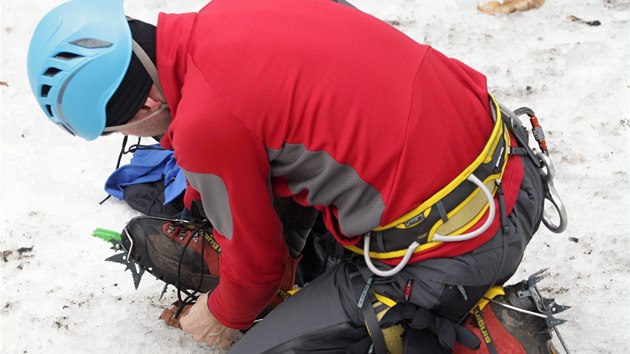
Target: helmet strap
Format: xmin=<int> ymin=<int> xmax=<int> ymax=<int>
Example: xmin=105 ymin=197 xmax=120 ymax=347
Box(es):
xmin=132 ymin=40 xmax=166 ymax=101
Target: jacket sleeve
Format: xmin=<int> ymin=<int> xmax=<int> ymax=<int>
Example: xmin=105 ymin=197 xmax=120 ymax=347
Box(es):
xmin=170 ymin=104 xmax=289 ymax=330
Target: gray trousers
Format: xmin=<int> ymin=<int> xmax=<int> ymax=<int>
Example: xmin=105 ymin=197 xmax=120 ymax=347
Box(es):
xmin=230 ymin=156 xmax=544 ymax=354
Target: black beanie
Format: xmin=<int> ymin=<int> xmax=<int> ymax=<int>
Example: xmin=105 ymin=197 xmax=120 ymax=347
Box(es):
xmin=105 ymin=19 xmax=157 ymax=127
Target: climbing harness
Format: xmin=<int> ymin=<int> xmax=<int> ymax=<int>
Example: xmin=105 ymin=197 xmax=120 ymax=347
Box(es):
xmin=354 ymin=99 xmax=571 ymax=353
xmin=351 ymin=96 xmax=510 ymax=276
xmin=354 ymin=97 xmax=568 ymax=278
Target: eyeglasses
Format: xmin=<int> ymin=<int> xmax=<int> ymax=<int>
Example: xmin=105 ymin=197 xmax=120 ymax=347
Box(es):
xmin=102 ymin=103 xmax=169 ymax=135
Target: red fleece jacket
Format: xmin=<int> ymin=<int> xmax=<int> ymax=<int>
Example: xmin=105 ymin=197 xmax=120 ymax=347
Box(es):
xmin=158 ymin=0 xmax=524 ymax=329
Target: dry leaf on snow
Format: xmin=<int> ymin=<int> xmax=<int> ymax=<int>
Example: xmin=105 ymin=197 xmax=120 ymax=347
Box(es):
xmin=478 ymin=0 xmax=545 ymax=15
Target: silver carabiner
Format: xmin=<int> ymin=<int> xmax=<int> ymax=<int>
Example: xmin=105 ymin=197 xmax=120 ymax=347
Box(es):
xmin=537 ymin=152 xmax=568 ymax=233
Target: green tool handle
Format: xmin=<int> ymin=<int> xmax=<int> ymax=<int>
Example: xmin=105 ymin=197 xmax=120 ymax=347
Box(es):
xmin=92 ymin=228 xmax=122 ymax=243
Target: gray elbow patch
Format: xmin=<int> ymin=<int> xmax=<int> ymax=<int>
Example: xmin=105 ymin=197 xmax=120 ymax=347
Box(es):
xmin=182 ymin=170 xmax=233 ymax=238
xmin=268 ymin=144 xmax=385 ymax=235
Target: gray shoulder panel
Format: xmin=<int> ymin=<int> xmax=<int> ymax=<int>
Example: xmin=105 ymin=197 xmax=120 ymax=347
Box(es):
xmin=182 ymin=170 xmax=234 ymax=239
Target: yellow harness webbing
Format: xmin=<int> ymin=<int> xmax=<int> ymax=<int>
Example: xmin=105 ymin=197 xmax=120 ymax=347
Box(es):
xmin=346 ymin=96 xmax=511 ymax=259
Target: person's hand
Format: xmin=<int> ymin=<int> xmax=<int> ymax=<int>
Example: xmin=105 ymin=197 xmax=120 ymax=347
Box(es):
xmin=180 ymin=292 xmax=239 ymax=348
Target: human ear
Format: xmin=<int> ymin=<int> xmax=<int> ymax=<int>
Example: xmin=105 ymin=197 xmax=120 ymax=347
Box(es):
xmin=147 ymin=84 xmax=165 ymax=103
xmin=143 ymin=95 xmax=162 ymax=111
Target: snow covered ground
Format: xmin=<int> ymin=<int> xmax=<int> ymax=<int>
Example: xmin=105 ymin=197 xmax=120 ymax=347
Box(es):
xmin=1 ymin=0 xmax=629 ymax=353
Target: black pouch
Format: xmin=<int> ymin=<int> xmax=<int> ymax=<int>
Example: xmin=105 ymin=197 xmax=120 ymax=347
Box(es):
xmin=123 ymin=180 xmax=185 ymax=218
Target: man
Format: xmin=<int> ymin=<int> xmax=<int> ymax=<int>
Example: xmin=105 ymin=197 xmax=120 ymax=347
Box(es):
xmin=28 ymin=0 xmax=563 ymax=352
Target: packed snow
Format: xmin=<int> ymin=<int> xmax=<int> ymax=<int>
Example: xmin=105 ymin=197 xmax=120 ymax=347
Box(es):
xmin=1 ymin=0 xmax=629 ymax=353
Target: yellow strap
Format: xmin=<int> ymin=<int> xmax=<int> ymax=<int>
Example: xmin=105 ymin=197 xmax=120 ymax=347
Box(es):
xmin=371 ymin=293 xmax=405 ymax=354
xmin=471 ymin=285 xmax=505 ymax=312
xmin=343 ymin=170 xmax=508 ymax=259
xmin=373 ymin=291 xmax=398 ymax=308
xmin=374 ymin=95 xmax=504 ymax=232
xmin=344 ymin=240 xmax=439 ymax=259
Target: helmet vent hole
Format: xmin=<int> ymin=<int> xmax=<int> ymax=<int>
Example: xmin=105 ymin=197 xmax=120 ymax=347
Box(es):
xmin=54 ymin=52 xmax=82 ymax=60
xmin=44 ymin=67 xmax=62 ymax=77
xmin=45 ymin=104 xmax=54 ymax=117
xmin=40 ymin=84 xmax=52 ymax=98
xmin=71 ymin=38 xmax=113 ymax=49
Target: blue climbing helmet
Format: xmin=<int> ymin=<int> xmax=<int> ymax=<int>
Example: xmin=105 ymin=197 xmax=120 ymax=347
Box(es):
xmin=27 ymin=0 xmax=133 ymax=141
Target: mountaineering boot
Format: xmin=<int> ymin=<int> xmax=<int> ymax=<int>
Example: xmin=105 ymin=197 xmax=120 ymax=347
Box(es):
xmin=119 ymin=216 xmax=300 ymax=307
xmin=454 ymin=282 xmax=558 ymax=354
xmin=121 ymin=216 xmax=221 ymax=292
